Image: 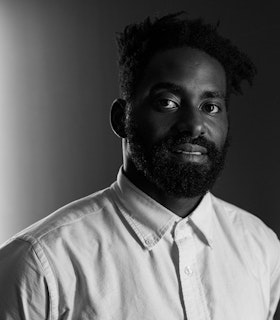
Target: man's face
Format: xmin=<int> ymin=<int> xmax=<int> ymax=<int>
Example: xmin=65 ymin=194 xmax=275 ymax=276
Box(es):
xmin=125 ymin=47 xmax=229 ymax=198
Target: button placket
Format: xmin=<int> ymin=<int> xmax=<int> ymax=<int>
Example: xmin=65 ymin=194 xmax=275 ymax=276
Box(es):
xmin=184 ymin=266 xmax=193 ymax=276
xmin=175 ymin=223 xmax=210 ymax=320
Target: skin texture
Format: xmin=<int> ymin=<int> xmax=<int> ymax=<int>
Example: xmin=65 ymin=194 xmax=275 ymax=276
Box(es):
xmin=111 ymin=47 xmax=229 ymax=217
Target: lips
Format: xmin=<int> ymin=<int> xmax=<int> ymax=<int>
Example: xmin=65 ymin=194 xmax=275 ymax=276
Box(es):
xmin=172 ymin=143 xmax=207 ymax=155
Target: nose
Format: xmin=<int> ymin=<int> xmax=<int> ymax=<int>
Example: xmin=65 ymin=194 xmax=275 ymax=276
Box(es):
xmin=174 ymin=105 xmax=205 ymax=139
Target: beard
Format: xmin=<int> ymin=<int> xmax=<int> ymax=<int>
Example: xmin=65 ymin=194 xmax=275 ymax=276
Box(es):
xmin=125 ymin=118 xmax=230 ymax=198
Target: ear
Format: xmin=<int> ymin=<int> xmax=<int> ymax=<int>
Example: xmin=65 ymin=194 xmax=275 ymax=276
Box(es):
xmin=110 ymin=98 xmax=127 ymax=138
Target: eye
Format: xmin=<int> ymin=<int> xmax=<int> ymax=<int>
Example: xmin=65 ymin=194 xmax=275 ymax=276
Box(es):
xmin=201 ymin=103 xmax=221 ymax=115
xmin=154 ymin=99 xmax=178 ymax=111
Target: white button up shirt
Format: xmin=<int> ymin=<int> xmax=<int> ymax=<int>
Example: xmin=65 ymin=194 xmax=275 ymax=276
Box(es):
xmin=0 ymin=169 xmax=280 ymax=319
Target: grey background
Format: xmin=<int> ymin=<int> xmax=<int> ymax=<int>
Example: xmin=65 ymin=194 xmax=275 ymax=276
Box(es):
xmin=0 ymin=0 xmax=279 ymax=243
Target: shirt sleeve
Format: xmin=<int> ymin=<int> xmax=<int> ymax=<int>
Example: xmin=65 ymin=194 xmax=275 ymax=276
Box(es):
xmin=270 ymin=263 xmax=280 ymax=320
xmin=268 ymin=233 xmax=280 ymax=320
xmin=0 ymin=238 xmax=51 ymax=320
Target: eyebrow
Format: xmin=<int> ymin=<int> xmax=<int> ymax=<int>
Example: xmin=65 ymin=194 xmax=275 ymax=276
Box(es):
xmin=149 ymin=82 xmax=226 ymax=100
xmin=201 ymin=91 xmax=226 ymax=100
xmin=149 ymin=82 xmax=184 ymax=95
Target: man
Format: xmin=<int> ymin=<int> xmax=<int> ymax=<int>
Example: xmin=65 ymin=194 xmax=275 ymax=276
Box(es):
xmin=0 ymin=12 xmax=279 ymax=320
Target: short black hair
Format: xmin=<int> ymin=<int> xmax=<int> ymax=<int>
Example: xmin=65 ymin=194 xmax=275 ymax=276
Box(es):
xmin=116 ymin=12 xmax=257 ymax=102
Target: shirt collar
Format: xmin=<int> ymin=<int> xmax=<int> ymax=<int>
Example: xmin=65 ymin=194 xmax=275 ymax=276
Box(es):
xmin=111 ymin=168 xmax=214 ymax=250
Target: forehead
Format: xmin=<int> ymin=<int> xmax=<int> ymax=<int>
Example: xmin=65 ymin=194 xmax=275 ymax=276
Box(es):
xmin=135 ymin=47 xmax=227 ymax=98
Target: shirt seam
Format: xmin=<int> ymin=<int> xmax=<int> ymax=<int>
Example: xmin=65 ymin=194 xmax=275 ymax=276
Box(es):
xmin=16 ymin=235 xmax=58 ymax=320
xmin=35 ymin=207 xmax=105 ymax=240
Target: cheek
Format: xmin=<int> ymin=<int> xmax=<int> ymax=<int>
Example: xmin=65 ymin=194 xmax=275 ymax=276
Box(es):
xmin=215 ymin=121 xmax=229 ymax=146
xmin=207 ymin=116 xmax=229 ymax=147
xmin=133 ymin=111 xmax=173 ymax=145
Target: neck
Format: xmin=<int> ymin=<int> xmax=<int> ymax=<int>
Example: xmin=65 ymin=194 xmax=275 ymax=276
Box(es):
xmin=123 ymin=162 xmax=204 ymax=218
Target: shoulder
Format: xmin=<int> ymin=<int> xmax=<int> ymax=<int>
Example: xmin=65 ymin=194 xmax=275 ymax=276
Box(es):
xmin=0 ymin=185 xmax=120 ymax=318
xmin=211 ymin=194 xmax=278 ymax=241
xmin=211 ymin=194 xmax=280 ymax=276
xmin=13 ymin=186 xmax=116 ymax=242
xmin=0 ymin=184 xmax=120 ymax=263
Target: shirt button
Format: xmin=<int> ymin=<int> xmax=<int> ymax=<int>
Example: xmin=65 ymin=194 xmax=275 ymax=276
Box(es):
xmin=145 ymin=239 xmax=153 ymax=246
xmin=184 ymin=266 xmax=193 ymax=276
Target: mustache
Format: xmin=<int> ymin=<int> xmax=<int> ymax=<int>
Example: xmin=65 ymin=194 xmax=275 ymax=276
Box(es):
xmin=160 ymin=133 xmax=218 ymax=152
